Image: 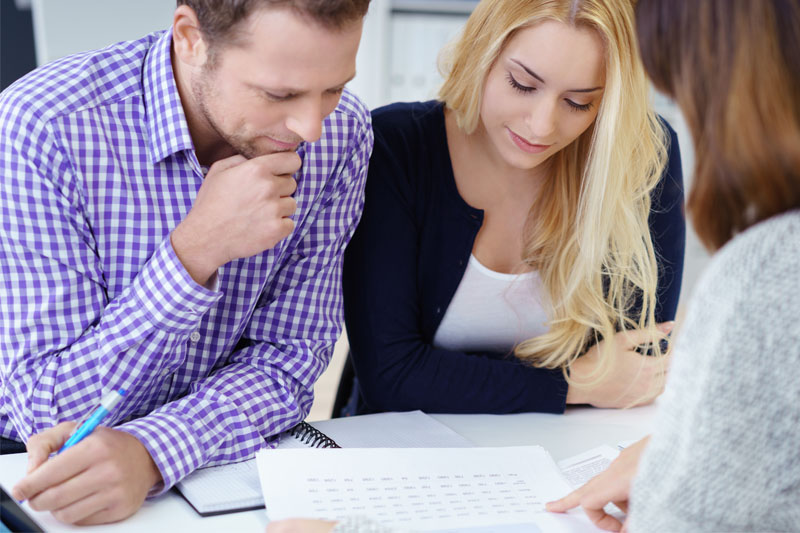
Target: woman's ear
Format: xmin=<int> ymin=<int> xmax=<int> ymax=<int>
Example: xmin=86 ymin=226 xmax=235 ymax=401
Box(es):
xmin=172 ymin=4 xmax=209 ymax=68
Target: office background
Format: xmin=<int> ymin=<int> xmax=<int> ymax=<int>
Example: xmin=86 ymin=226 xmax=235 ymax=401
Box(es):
xmin=0 ymin=0 xmax=708 ymax=420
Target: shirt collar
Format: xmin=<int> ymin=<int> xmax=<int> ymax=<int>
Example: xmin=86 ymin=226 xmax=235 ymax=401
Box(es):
xmin=143 ymin=29 xmax=195 ymax=164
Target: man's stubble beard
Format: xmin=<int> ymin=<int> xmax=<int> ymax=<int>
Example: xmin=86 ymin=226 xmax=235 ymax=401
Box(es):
xmin=193 ymin=63 xmax=266 ymax=160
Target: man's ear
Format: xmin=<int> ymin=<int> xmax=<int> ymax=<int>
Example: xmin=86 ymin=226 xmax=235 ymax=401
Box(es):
xmin=172 ymin=4 xmax=209 ymax=67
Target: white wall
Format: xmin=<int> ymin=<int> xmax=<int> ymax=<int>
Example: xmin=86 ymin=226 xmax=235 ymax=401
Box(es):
xmin=31 ymin=0 xmax=174 ymax=66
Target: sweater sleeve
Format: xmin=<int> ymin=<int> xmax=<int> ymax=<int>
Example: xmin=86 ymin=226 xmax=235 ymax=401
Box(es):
xmin=628 ymin=212 xmax=800 ymax=532
xmin=343 ymin=115 xmax=569 ymax=415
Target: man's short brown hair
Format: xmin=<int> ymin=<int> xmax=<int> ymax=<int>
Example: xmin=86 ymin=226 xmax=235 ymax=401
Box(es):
xmin=177 ymin=0 xmax=370 ymax=49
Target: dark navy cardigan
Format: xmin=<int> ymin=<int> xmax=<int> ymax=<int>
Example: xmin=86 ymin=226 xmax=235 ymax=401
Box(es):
xmin=343 ymin=100 xmax=685 ymax=414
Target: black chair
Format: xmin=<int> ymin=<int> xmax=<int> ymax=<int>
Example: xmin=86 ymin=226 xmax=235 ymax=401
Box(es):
xmin=0 ymin=437 xmax=26 ymax=455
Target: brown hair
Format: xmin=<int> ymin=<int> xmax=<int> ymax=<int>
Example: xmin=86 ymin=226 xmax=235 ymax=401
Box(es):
xmin=636 ymin=0 xmax=800 ymax=251
xmin=177 ymin=0 xmax=370 ymax=48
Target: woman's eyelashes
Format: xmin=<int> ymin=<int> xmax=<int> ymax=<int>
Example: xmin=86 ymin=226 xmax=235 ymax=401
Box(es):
xmin=506 ymin=72 xmax=534 ymax=93
xmin=506 ymin=73 xmax=594 ymax=112
xmin=566 ymin=100 xmax=593 ymax=112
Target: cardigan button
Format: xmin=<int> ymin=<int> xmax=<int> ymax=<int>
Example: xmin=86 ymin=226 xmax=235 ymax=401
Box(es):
xmin=436 ymin=307 xmax=441 ymax=314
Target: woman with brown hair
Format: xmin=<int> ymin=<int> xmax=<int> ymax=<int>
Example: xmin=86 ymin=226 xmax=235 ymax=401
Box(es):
xmin=548 ymin=0 xmax=800 ymax=530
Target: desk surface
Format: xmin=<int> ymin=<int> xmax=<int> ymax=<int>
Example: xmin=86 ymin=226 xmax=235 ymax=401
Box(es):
xmin=0 ymin=404 xmax=656 ymax=532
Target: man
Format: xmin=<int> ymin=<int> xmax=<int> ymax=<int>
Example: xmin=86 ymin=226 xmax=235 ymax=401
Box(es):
xmin=0 ymin=0 xmax=371 ymax=524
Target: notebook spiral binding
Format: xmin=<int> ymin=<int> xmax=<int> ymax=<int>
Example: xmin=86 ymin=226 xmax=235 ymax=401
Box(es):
xmin=288 ymin=422 xmax=342 ymax=448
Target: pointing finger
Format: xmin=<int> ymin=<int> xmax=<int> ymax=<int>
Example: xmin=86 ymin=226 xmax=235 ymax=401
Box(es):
xmin=546 ymin=487 xmax=584 ymax=513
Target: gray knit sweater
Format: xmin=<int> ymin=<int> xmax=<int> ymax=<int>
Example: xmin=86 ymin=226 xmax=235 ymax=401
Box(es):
xmin=629 ymin=210 xmax=800 ymax=532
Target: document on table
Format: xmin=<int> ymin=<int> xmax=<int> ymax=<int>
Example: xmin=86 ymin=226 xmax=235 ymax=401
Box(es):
xmin=257 ymin=446 xmax=576 ymax=532
xmin=557 ymin=445 xmax=620 ymax=488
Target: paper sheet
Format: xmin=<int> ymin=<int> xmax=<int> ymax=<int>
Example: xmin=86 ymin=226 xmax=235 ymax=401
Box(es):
xmin=557 ymin=445 xmax=619 ymax=488
xmin=257 ymin=446 xmax=572 ymax=532
xmin=305 ymin=411 xmax=474 ymax=448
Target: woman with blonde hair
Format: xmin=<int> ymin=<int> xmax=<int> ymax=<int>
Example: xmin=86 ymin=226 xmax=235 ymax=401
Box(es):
xmin=340 ymin=0 xmax=684 ymax=416
xmin=341 ymin=0 xmax=685 ymax=415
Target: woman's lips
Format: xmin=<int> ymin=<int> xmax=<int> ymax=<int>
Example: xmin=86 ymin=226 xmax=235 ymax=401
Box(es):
xmin=507 ymin=128 xmax=552 ymax=154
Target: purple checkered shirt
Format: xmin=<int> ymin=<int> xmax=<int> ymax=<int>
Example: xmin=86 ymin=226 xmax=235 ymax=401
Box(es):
xmin=0 ymin=30 xmax=372 ymax=493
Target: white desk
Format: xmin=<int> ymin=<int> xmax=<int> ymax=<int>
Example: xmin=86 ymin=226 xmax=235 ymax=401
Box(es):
xmin=0 ymin=404 xmax=656 ymax=532
xmin=434 ymin=403 xmax=656 ymax=461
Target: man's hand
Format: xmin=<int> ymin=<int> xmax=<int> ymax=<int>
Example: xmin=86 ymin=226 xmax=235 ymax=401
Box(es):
xmin=11 ymin=422 xmax=162 ymax=525
xmin=566 ymin=323 xmax=673 ymax=408
xmin=545 ymin=437 xmax=650 ymax=531
xmin=171 ymin=152 xmax=302 ymax=286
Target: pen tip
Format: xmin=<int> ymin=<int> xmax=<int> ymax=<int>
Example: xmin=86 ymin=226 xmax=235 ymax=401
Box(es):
xmin=118 ymin=388 xmax=127 ymax=395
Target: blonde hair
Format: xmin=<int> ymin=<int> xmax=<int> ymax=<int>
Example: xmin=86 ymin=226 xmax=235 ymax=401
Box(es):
xmin=439 ymin=0 xmax=669 ymax=388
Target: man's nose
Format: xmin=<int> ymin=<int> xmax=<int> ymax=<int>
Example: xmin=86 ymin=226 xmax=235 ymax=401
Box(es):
xmin=286 ymin=98 xmax=324 ymax=143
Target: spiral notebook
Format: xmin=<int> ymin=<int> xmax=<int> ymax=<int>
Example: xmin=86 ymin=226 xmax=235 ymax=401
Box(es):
xmin=174 ymin=411 xmax=473 ymax=516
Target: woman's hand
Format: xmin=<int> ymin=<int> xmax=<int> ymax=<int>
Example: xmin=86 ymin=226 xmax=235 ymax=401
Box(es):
xmin=566 ymin=322 xmax=673 ymax=408
xmin=545 ymin=437 xmax=650 ymax=531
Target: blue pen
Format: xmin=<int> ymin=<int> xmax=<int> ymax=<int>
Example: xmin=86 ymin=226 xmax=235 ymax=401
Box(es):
xmin=58 ymin=389 xmax=126 ymax=454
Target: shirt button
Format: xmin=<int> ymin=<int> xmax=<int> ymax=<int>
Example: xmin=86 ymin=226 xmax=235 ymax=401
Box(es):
xmin=189 ymin=331 xmax=201 ymax=343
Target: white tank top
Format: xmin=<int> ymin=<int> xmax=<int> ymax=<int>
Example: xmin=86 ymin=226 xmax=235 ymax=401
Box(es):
xmin=432 ymin=254 xmax=549 ymax=354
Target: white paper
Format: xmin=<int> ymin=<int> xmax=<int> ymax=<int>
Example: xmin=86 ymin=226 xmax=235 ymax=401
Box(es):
xmin=297 ymin=410 xmax=474 ymax=448
xmin=557 ymin=445 xmax=619 ymax=488
xmin=257 ymin=446 xmax=572 ymax=532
